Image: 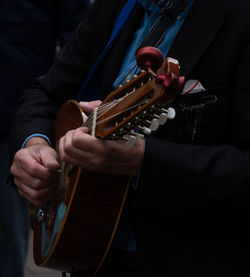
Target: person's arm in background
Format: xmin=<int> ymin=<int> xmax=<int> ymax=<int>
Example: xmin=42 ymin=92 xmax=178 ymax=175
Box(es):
xmin=8 ymin=0 xmax=117 ymax=163
xmin=55 ymin=0 xmax=90 ymax=47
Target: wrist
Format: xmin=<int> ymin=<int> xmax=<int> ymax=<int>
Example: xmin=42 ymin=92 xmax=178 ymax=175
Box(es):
xmin=21 ymin=133 xmax=51 ymax=148
xmin=24 ymin=137 xmax=50 ymax=148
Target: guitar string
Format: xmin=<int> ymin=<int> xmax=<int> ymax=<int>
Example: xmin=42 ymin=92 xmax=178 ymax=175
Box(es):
xmin=84 ymin=71 xmax=152 ymax=131
xmin=48 ymin=17 xmax=167 ymax=255
xmin=83 ymin=99 xmax=122 ymax=128
xmin=113 ymin=2 xmax=172 ymax=88
xmin=88 ymin=2 xmax=177 ymax=128
xmin=84 ymin=94 xmax=134 ymax=128
xmin=84 ymin=93 xmax=131 ymax=128
xmin=115 ymin=63 xmax=139 ymax=88
xmin=86 ymin=99 xmax=149 ymax=130
xmin=84 ymin=72 xmax=149 ymax=126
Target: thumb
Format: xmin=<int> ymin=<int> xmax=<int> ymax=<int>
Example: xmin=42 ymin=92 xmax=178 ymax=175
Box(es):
xmin=38 ymin=147 xmax=60 ymax=171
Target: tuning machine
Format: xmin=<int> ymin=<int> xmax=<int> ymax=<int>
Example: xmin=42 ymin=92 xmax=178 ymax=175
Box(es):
xmin=123 ymin=131 xmax=145 ymax=147
xmin=142 ymin=106 xmax=176 ymax=131
xmin=157 ymin=107 xmax=176 ymax=125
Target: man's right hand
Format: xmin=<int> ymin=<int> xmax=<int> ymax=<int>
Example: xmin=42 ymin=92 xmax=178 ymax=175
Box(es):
xmin=10 ymin=137 xmax=60 ymax=206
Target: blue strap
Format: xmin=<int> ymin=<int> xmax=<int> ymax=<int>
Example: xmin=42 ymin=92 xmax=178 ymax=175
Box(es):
xmin=76 ymin=0 xmax=137 ymax=101
xmin=113 ymin=0 xmax=195 ymax=88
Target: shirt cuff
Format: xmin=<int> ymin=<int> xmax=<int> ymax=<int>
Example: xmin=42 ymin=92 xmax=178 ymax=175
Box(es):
xmin=21 ymin=134 xmax=51 ymax=148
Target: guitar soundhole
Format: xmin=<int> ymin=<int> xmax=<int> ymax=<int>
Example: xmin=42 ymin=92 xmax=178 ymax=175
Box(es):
xmin=42 ymin=163 xmax=78 ymax=230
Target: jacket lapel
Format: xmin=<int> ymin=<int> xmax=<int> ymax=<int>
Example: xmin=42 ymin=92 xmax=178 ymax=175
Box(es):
xmin=168 ymin=0 xmax=226 ymax=77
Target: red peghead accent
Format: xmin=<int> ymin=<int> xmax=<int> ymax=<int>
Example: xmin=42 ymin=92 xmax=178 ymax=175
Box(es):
xmin=136 ymin=46 xmax=185 ymax=91
xmin=136 ymin=46 xmax=163 ymax=72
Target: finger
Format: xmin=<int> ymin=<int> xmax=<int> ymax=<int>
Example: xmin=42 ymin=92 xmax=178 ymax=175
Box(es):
xmin=58 ymin=133 xmax=87 ymax=166
xmin=17 ymin=179 xmax=51 ymax=203
xmin=18 ymin=187 xmax=51 ymax=207
xmin=13 ymin=146 xmax=60 ymax=180
xmin=59 ymin=129 xmax=112 ymax=172
xmin=79 ymin=100 xmax=102 ymax=114
xmin=70 ymin=127 xmax=103 ymax=152
xmin=11 ymin=153 xmax=52 ymax=182
xmin=15 ymin=157 xmax=54 ymax=182
xmin=14 ymin=174 xmax=52 ymax=190
xmin=62 ymin=129 xmax=96 ymax=157
xmin=38 ymin=146 xmax=60 ymax=171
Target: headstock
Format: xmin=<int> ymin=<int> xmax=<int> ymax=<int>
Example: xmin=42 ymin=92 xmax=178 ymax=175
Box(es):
xmin=87 ymin=47 xmax=184 ymax=143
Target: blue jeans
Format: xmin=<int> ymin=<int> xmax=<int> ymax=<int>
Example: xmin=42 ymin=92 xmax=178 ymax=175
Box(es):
xmin=0 ymin=136 xmax=29 ymax=277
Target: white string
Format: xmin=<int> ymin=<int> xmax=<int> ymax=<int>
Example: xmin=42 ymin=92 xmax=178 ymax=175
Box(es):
xmin=94 ymin=99 xmax=148 ymax=127
xmin=91 ymin=107 xmax=98 ymax=136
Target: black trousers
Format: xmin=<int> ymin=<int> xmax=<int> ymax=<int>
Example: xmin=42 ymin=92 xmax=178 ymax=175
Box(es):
xmin=71 ymin=249 xmax=144 ymax=277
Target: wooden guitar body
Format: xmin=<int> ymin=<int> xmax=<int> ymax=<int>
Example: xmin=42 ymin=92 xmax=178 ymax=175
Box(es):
xmin=33 ymin=50 xmax=184 ymax=276
xmin=33 ymin=100 xmax=130 ymax=275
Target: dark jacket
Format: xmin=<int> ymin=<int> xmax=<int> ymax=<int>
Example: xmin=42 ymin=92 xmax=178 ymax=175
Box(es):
xmin=0 ymin=0 xmax=89 ymax=134
xmin=9 ymin=0 xmax=250 ymax=275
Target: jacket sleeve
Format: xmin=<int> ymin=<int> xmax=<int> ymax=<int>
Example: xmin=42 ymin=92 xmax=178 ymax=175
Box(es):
xmin=8 ymin=0 xmax=101 ymax=162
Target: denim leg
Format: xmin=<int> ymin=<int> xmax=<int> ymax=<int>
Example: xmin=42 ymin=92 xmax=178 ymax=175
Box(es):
xmin=0 ymin=136 xmax=29 ymax=277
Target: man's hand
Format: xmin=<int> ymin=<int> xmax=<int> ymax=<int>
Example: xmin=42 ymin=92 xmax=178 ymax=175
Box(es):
xmin=10 ymin=100 xmax=145 ymax=206
xmin=10 ymin=138 xmax=60 ymax=206
xmin=59 ymin=100 xmax=145 ymax=176
xmin=79 ymin=100 xmax=102 ymax=115
xmin=58 ymin=127 xmax=145 ymax=176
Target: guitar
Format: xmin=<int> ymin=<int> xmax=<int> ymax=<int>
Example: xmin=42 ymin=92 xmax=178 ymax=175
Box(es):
xmin=33 ymin=47 xmax=184 ymax=276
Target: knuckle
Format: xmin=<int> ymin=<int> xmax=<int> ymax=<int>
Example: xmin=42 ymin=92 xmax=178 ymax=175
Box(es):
xmin=59 ymin=152 xmax=68 ymax=162
xmin=72 ymin=130 xmax=82 ymax=147
xmin=33 ymin=179 xmax=45 ymax=190
xmin=14 ymin=150 xmax=24 ymax=163
xmin=13 ymin=177 xmax=20 ymax=187
xmin=10 ymin=164 xmax=16 ymax=175
xmin=28 ymin=164 xmax=40 ymax=176
xmin=30 ymin=190 xmax=45 ymax=201
xmin=64 ymin=142 xmax=73 ymax=155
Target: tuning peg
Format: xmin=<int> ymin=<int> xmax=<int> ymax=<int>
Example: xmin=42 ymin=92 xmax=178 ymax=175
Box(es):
xmin=128 ymin=135 xmax=137 ymax=147
xmin=154 ymin=107 xmax=176 ymax=125
xmin=139 ymin=125 xmax=152 ymax=135
xmin=130 ymin=130 xmax=144 ymax=139
xmin=158 ymin=113 xmax=168 ymax=125
xmin=167 ymin=107 xmax=176 ymax=119
xmin=136 ymin=133 xmax=144 ymax=139
xmin=123 ymin=135 xmax=137 ymax=147
xmin=149 ymin=118 xmax=159 ymax=131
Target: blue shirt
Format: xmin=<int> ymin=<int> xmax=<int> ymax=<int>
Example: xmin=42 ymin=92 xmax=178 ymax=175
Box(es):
xmin=113 ymin=0 xmax=167 ymax=88
xmin=113 ymin=0 xmax=195 ymax=88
